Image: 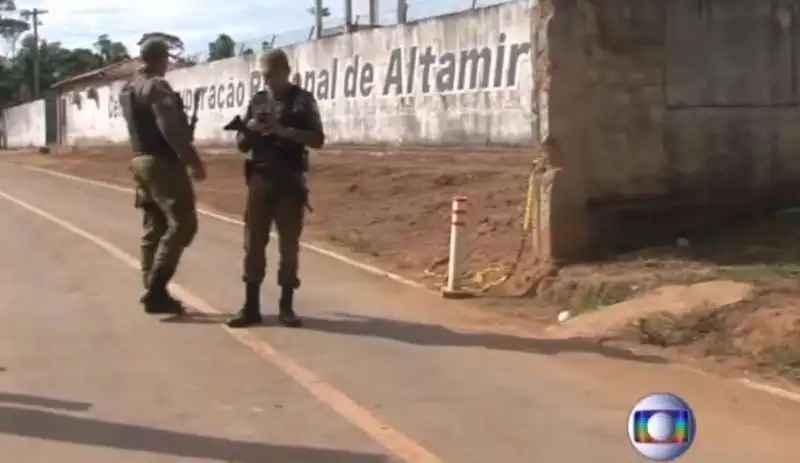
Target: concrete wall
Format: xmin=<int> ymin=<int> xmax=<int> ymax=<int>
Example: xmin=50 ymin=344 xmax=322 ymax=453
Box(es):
xmin=534 ymin=0 xmax=800 ymax=259
xmin=4 ymin=0 xmax=796 ymax=262
xmin=1 ymin=100 xmax=47 ymax=148
xmin=61 ymin=1 xmax=534 ymax=147
xmin=663 ymin=0 xmax=800 ymax=199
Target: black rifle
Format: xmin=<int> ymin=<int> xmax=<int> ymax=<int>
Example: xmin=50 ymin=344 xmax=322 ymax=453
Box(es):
xmin=180 ymin=91 xmax=202 ymax=141
xmin=223 ymin=115 xmax=312 ymax=212
xmin=189 ymin=91 xmax=201 ymax=140
xmin=222 ymin=114 xmax=249 ymax=134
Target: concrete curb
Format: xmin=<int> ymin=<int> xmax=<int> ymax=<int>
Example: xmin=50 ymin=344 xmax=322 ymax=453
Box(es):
xmin=14 ymin=163 xmax=800 ymax=405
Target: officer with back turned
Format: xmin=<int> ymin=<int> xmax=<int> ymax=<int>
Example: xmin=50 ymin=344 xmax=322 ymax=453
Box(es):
xmin=119 ymin=39 xmax=207 ymax=315
xmin=227 ymin=49 xmax=325 ymax=328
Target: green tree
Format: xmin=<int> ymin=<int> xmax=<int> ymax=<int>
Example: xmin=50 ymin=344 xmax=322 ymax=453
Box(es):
xmin=0 ymin=0 xmax=27 ymax=57
xmin=0 ymin=0 xmax=16 ymax=14
xmin=1 ymin=32 xmax=110 ymax=108
xmin=0 ymin=17 xmax=28 ymax=56
xmin=208 ymin=33 xmax=235 ymax=62
xmin=51 ymin=46 xmax=102 ymax=81
xmin=1 ymin=3 xmax=30 ymax=107
xmin=0 ymin=57 xmax=22 ymax=106
xmin=93 ymin=34 xmax=129 ymax=64
xmin=1 ymin=28 xmax=178 ymax=109
xmin=6 ymin=33 xmax=36 ymax=100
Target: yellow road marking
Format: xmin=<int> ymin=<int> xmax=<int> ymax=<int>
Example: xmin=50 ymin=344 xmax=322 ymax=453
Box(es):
xmin=0 ymin=187 xmax=443 ymax=463
xmin=18 ymin=165 xmax=428 ymax=290
xmin=13 ymin=164 xmax=800 ymax=407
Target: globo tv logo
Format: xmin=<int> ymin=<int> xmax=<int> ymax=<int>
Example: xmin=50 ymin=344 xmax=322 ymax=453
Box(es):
xmin=628 ymin=393 xmax=696 ymax=461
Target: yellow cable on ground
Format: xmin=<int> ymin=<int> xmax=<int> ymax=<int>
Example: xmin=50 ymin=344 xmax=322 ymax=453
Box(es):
xmin=424 ymin=159 xmax=544 ymax=294
xmin=470 ymin=158 xmax=542 ymax=292
xmin=522 ymin=161 xmax=537 ymax=232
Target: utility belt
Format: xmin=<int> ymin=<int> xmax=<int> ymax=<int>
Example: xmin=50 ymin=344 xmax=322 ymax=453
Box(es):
xmin=244 ymin=160 xmax=312 ymax=212
xmin=244 ymin=160 xmax=303 ymax=179
xmin=133 ymin=150 xmax=180 ymax=162
xmin=244 ymin=146 xmax=307 ymax=177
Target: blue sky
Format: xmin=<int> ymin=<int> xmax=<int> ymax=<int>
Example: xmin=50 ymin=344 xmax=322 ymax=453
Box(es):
xmin=5 ymin=0 xmax=504 ymax=58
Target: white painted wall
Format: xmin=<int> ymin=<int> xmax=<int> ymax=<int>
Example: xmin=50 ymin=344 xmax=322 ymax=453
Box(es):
xmin=1 ymin=100 xmax=46 ymax=148
xmin=61 ymin=1 xmax=534 ymax=147
xmin=61 ymin=83 xmax=129 ymax=146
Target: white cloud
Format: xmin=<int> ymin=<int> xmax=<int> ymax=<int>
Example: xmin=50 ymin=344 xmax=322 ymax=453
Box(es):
xmin=11 ymin=0 xmax=316 ymax=55
xmin=5 ymin=0 xmax=501 ymax=57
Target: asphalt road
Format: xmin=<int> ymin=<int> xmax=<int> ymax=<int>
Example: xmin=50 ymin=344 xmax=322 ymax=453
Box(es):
xmin=0 ymin=161 xmax=798 ymax=462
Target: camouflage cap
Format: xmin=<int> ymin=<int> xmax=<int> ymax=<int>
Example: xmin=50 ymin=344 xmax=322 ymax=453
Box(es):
xmin=140 ymin=39 xmax=170 ymax=64
xmin=258 ymin=49 xmax=290 ymax=73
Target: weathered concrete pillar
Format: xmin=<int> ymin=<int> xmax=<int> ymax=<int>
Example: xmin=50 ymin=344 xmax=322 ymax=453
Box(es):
xmin=530 ymin=0 xmax=592 ymax=262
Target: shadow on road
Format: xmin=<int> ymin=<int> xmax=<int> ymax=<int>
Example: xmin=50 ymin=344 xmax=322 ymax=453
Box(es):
xmin=301 ymin=314 xmax=668 ymax=364
xmin=0 ymin=405 xmax=389 ymax=462
xmin=160 ymin=312 xmax=229 ymax=324
xmin=160 ymin=312 xmax=666 ymax=364
xmin=0 ymin=392 xmax=92 ymax=411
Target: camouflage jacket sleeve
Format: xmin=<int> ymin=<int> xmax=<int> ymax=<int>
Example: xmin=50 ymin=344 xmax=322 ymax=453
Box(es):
xmin=144 ymin=77 xmax=201 ymax=166
xmin=296 ymin=90 xmax=325 ymax=146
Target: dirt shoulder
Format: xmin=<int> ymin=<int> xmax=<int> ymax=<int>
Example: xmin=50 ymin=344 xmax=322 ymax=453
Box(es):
xmin=4 ymin=146 xmax=799 ymax=386
xmin=4 ymin=146 xmax=534 ymax=291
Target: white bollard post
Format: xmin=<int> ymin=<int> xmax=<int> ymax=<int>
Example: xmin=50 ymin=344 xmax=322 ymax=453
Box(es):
xmin=441 ymin=196 xmax=472 ymax=299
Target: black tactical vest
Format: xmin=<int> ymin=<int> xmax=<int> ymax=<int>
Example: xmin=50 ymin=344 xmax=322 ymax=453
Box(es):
xmin=119 ymin=80 xmax=179 ymax=160
xmin=249 ymin=85 xmax=307 ymax=173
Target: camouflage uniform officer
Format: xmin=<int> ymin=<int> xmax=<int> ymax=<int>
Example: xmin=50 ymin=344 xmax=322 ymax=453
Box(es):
xmin=227 ymin=49 xmax=325 ymax=328
xmin=119 ymin=39 xmax=207 ymax=314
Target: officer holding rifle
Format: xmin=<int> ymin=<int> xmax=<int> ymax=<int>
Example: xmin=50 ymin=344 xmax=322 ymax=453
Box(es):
xmin=224 ymin=49 xmax=325 ymax=328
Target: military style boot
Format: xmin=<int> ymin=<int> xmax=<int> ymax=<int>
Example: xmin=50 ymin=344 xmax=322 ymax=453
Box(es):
xmin=278 ymin=287 xmax=302 ymax=328
xmin=140 ymin=267 xmax=184 ymax=315
xmin=227 ymin=283 xmax=263 ymax=328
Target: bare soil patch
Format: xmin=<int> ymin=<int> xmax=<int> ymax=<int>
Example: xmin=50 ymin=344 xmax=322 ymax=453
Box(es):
xmin=622 ymin=284 xmax=800 ymax=384
xmin=5 ymin=146 xmax=800 ymax=384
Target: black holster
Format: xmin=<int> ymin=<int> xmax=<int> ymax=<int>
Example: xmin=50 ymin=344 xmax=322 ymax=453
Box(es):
xmin=244 ymin=159 xmax=253 ymax=181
